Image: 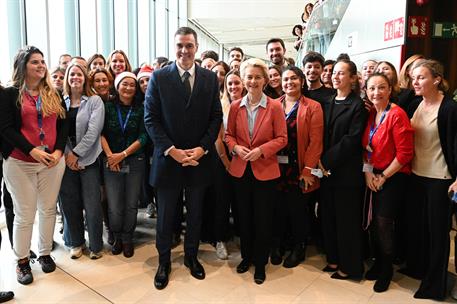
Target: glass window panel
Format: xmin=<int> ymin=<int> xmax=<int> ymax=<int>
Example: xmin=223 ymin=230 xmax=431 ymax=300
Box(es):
xmin=25 ymin=0 xmax=49 ymax=63
xmin=0 ymin=0 xmax=10 ymax=84
xmin=48 ymin=0 xmax=66 ymax=68
xmin=138 ymin=0 xmax=151 ymax=64
xmin=168 ymin=0 xmax=178 ymax=56
xmin=155 ymin=0 xmax=167 ymax=58
xmin=114 ymin=0 xmax=129 ymax=55
xmin=79 ymin=0 xmax=98 ymax=60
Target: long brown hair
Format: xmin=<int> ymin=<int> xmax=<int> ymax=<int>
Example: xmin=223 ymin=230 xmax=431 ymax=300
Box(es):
xmin=105 ymin=50 xmax=132 ymax=78
xmin=10 ymin=45 xmax=65 ymax=118
xmin=63 ymin=62 xmax=94 ymax=97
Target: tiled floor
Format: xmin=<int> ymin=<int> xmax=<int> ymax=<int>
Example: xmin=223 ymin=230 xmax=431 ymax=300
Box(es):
xmin=0 ymin=212 xmax=455 ymax=303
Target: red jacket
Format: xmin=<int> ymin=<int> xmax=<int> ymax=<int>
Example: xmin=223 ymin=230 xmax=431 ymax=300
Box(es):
xmin=278 ymin=95 xmax=324 ymax=193
xmin=225 ymin=96 xmax=287 ymax=181
xmin=362 ymin=104 xmax=414 ymax=173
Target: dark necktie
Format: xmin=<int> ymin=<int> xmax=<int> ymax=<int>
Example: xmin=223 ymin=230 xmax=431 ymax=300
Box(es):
xmin=182 ymin=71 xmax=191 ymax=101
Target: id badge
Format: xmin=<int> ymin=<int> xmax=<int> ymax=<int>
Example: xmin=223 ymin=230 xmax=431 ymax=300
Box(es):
xmin=120 ymin=164 xmax=130 ymax=174
xmin=277 ymin=155 xmax=289 ymax=164
xmin=362 ymin=163 xmax=374 ymax=173
xmin=311 ymin=168 xmax=324 ymax=178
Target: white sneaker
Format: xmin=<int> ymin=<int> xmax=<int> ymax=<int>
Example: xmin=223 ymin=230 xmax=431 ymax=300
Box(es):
xmin=216 ymin=242 xmax=228 ymax=260
xmin=89 ymin=251 xmax=103 ymax=260
xmin=70 ymin=246 xmax=83 ymax=259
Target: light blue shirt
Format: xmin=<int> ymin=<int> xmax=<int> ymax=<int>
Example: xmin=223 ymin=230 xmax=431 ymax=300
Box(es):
xmin=64 ymin=95 xmax=105 ymax=167
xmin=240 ymin=94 xmax=267 ymax=139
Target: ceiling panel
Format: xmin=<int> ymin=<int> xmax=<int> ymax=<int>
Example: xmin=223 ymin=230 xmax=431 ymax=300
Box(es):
xmin=188 ymin=0 xmax=311 ymax=60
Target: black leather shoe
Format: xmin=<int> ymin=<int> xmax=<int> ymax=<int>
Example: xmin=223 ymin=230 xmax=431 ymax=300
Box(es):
xmin=270 ymin=247 xmax=282 ymax=265
xmin=254 ymin=266 xmax=266 ymax=284
xmin=111 ymin=240 xmax=122 ymax=255
xmin=236 ymin=259 xmax=252 ymax=273
xmin=184 ymin=256 xmax=205 ymax=280
xmin=154 ymin=262 xmax=171 ymax=290
xmin=283 ymin=244 xmax=306 ymax=268
xmin=0 ymin=291 xmax=14 ymax=303
xmin=123 ymin=243 xmax=134 ymax=258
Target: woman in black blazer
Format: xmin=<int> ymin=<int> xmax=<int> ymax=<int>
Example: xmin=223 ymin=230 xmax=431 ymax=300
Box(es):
xmin=403 ymin=59 xmax=457 ymax=300
xmin=319 ymin=59 xmax=367 ymax=280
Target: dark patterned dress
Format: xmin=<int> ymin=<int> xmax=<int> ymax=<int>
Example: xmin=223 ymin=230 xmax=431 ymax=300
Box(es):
xmin=277 ymin=103 xmax=299 ymax=192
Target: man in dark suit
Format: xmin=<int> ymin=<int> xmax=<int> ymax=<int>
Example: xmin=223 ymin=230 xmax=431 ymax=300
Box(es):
xmin=144 ymin=27 xmax=222 ymax=290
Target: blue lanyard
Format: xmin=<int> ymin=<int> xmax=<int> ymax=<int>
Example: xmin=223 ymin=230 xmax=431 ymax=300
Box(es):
xmin=27 ymin=91 xmax=45 ymax=145
xmin=116 ymin=104 xmax=133 ymax=134
xmin=285 ymin=100 xmax=299 ymax=120
xmin=367 ymin=103 xmax=391 ymax=158
xmin=36 ymin=95 xmax=45 ymax=145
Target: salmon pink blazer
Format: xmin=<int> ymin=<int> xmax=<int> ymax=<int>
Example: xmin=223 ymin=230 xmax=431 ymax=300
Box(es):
xmin=225 ymin=96 xmax=287 ymax=181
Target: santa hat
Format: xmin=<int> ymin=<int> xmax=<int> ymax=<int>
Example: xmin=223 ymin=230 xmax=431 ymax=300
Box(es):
xmin=137 ymin=65 xmax=153 ymax=81
xmin=114 ymin=72 xmax=137 ymax=90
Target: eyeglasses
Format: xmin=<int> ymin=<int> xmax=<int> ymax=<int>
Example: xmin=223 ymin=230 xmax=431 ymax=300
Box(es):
xmin=52 ymin=75 xmax=64 ymax=80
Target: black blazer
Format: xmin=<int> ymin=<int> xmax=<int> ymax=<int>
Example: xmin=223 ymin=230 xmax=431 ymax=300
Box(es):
xmin=144 ymin=62 xmax=222 ymax=188
xmin=0 ymin=86 xmax=69 ymax=160
xmin=320 ymin=92 xmax=368 ymax=187
xmin=407 ymin=95 xmax=457 ymax=179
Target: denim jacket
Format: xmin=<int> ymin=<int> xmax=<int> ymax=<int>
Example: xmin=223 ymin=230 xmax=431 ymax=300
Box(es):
xmin=64 ymin=95 xmax=104 ymax=167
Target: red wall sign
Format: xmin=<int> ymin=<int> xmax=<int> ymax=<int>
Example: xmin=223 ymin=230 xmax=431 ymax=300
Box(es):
xmin=408 ymin=16 xmax=429 ymax=38
xmin=384 ymin=17 xmax=405 ymax=41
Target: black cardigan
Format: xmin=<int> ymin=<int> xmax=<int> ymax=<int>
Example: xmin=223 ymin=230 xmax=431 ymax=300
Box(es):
xmin=407 ymin=95 xmax=457 ymax=179
xmin=0 ymin=86 xmax=69 ymax=160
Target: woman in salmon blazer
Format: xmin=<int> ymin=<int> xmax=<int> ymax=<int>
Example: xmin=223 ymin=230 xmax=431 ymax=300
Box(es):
xmin=225 ymin=58 xmax=287 ymax=285
xmin=275 ymin=66 xmax=324 ymax=269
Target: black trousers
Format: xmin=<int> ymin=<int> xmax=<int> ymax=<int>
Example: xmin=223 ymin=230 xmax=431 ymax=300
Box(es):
xmin=201 ymin=158 xmax=231 ymax=242
xmin=155 ymin=185 xmax=206 ymax=264
xmin=233 ymin=165 xmax=276 ymax=267
xmin=320 ymin=183 xmax=364 ymax=276
xmin=275 ymin=187 xmax=311 ymax=246
xmin=405 ymin=174 xmax=452 ymax=299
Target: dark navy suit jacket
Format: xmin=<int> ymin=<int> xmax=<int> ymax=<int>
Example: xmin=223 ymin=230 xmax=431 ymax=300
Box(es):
xmin=144 ymin=62 xmax=222 ymax=188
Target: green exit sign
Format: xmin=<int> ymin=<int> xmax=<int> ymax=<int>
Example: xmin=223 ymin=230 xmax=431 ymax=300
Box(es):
xmin=432 ymin=22 xmax=457 ymax=38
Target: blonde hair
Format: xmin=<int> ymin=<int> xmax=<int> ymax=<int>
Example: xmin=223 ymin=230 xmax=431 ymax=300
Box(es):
xmin=411 ymin=59 xmax=449 ymax=93
xmin=11 ymin=46 xmax=65 ymax=118
xmin=63 ymin=63 xmax=94 ymax=97
xmin=239 ymin=58 xmax=269 ymax=81
xmin=398 ymin=54 xmax=423 ymax=89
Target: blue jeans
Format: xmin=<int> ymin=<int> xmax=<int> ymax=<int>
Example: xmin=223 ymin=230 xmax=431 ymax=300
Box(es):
xmin=104 ymin=155 xmax=145 ymax=243
xmin=60 ymin=160 xmax=103 ymax=253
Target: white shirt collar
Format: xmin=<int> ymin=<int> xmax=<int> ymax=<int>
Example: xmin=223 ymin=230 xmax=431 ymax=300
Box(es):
xmin=240 ymin=93 xmax=267 ymax=108
xmin=176 ymin=62 xmax=196 ymax=78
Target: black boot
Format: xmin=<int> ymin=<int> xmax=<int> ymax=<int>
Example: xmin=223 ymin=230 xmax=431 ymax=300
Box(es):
xmin=283 ymin=243 xmax=306 ymax=268
xmin=270 ymin=247 xmax=282 ymax=265
xmin=373 ymin=258 xmax=393 ymax=293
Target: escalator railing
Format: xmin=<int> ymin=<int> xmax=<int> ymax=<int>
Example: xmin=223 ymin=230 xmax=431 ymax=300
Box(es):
xmin=297 ymin=0 xmax=351 ymax=67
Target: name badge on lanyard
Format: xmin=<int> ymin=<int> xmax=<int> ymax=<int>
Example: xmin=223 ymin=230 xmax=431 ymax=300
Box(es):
xmin=116 ymin=104 xmax=133 ymax=134
xmin=29 ymin=92 xmax=49 ymax=152
xmin=366 ymin=103 xmax=391 ymax=159
xmin=277 ymin=155 xmax=289 ymax=164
